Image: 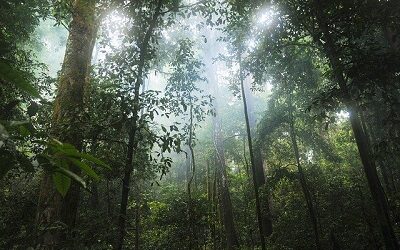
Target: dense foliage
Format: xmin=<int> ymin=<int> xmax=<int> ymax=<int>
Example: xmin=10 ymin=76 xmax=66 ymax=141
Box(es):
xmin=0 ymin=0 xmax=399 ymax=249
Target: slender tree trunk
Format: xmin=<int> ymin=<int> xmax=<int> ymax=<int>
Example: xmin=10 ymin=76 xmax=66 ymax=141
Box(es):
xmin=213 ymin=87 xmax=239 ymax=250
xmin=204 ymin=34 xmax=239 ymax=249
xmin=116 ymin=1 xmax=163 ymax=249
xmin=207 ymin=159 xmax=211 ymax=202
xmin=206 ymin=159 xmax=211 ymax=248
xmin=242 ymin=137 xmax=250 ymax=177
xmin=35 ymin=1 xmax=97 ymax=248
xmin=212 ymin=167 xmax=217 ymax=249
xmin=357 ymin=185 xmax=380 ymax=249
xmin=287 ymin=92 xmax=322 ymax=250
xmin=187 ymin=100 xmax=196 ymax=250
xmin=329 ymin=229 xmax=341 ymax=250
xmin=243 ymin=77 xmax=273 ymax=237
xmin=313 ymin=2 xmax=398 ymax=248
xmin=214 ymin=135 xmax=240 ymax=249
xmin=238 ymin=52 xmax=266 ymax=250
xmin=106 ymin=178 xmax=111 ymax=218
xmin=89 ymin=133 xmax=100 ymax=209
xmin=134 ymin=182 xmax=140 ymax=250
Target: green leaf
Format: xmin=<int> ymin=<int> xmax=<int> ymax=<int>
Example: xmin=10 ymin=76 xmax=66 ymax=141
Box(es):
xmin=57 ymin=167 xmax=87 ymax=189
xmin=18 ymin=125 xmax=31 ymax=137
xmin=0 ymin=150 xmax=15 ymax=179
xmin=53 ymin=171 xmax=71 ymax=197
xmin=0 ymin=61 xmax=40 ymax=98
xmin=80 ymin=153 xmax=111 ymax=170
xmin=69 ymin=158 xmax=100 ymax=181
xmin=0 ymin=120 xmax=30 ymax=129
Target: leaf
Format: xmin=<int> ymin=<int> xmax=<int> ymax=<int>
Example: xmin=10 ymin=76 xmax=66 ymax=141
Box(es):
xmin=57 ymin=167 xmax=87 ymax=189
xmin=69 ymin=158 xmax=100 ymax=181
xmin=18 ymin=125 xmax=31 ymax=137
xmin=80 ymin=153 xmax=111 ymax=170
xmin=3 ymin=120 xmax=30 ymax=127
xmin=0 ymin=149 xmax=15 ymax=178
xmin=0 ymin=123 xmax=9 ymax=140
xmin=53 ymin=171 xmax=71 ymax=197
xmin=27 ymin=102 xmax=39 ymax=117
xmin=0 ymin=61 xmax=40 ymax=98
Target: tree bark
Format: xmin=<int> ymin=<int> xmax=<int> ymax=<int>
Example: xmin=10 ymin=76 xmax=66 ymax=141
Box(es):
xmin=35 ymin=0 xmax=97 ymax=248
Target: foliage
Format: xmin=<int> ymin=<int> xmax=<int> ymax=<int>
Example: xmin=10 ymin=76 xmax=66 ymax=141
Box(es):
xmin=1 ymin=0 xmax=399 ymax=249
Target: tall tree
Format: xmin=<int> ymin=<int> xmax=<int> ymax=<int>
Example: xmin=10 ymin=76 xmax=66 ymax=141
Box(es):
xmin=35 ymin=0 xmax=97 ymax=248
xmin=243 ymin=76 xmax=273 ymax=237
xmin=213 ymin=111 xmax=240 ymax=250
xmin=287 ymin=90 xmax=322 ymax=250
xmin=238 ymin=51 xmax=266 ymax=250
xmin=311 ymin=2 xmax=398 ymax=248
xmin=116 ymin=1 xmax=164 ymax=248
xmin=248 ymin=0 xmax=399 ymax=247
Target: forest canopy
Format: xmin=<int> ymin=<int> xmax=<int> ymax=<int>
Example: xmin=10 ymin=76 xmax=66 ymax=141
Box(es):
xmin=0 ymin=0 xmax=400 ymax=249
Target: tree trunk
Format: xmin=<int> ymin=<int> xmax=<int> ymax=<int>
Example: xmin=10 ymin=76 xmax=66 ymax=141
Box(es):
xmin=238 ymin=52 xmax=266 ymax=250
xmin=357 ymin=185 xmax=380 ymax=249
xmin=134 ymin=182 xmax=140 ymax=250
xmin=35 ymin=0 xmax=97 ymax=248
xmin=313 ymin=1 xmax=398 ymax=248
xmin=243 ymin=77 xmax=273 ymax=237
xmin=187 ymin=101 xmax=196 ymax=250
xmin=288 ymin=92 xmax=322 ymax=250
xmin=212 ymin=84 xmax=239 ymax=250
xmin=212 ymin=167 xmax=217 ymax=249
xmin=116 ymin=1 xmax=163 ymax=249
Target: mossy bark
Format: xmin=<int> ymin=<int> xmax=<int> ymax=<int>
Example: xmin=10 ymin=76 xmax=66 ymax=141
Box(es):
xmin=35 ymin=0 xmax=97 ymax=248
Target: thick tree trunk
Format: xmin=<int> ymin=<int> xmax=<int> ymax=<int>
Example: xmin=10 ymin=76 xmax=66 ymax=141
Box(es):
xmin=313 ymin=1 xmax=398 ymax=248
xmin=116 ymin=1 xmax=163 ymax=249
xmin=238 ymin=53 xmax=266 ymax=250
xmin=35 ymin=0 xmax=97 ymax=248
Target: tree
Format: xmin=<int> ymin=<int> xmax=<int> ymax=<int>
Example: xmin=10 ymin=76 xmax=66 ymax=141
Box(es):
xmin=246 ymin=0 xmax=399 ymax=247
xmin=165 ymin=38 xmax=213 ymax=249
xmin=35 ymin=0 xmax=98 ymax=248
